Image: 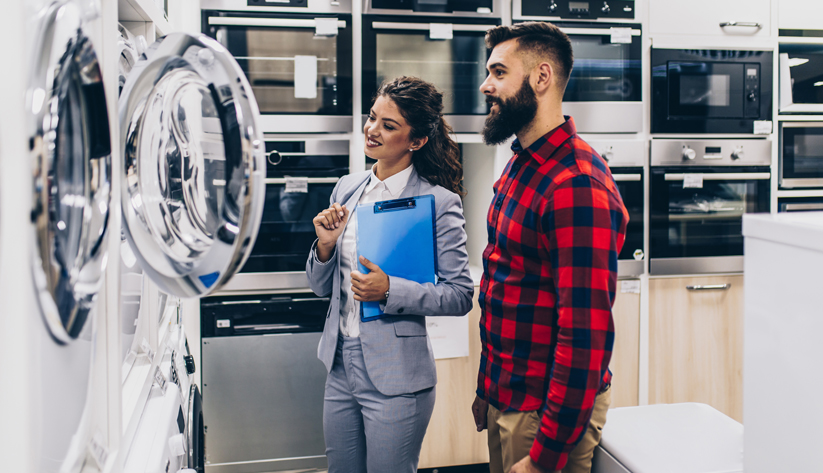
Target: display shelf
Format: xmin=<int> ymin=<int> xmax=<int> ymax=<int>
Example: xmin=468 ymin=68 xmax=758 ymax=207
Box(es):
xmin=776 ymin=189 xmax=823 ymax=198
xmin=118 ymin=0 xmax=171 ymax=36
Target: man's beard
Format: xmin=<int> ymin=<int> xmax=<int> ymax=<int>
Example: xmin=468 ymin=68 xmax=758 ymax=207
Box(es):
xmin=482 ymin=77 xmax=539 ymax=146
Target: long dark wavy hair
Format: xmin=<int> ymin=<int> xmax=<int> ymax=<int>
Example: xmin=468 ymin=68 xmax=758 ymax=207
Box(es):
xmin=374 ymin=77 xmax=465 ymax=197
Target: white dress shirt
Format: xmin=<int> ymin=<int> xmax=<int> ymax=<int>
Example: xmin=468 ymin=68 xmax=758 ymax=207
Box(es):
xmin=338 ymin=164 xmax=414 ymax=337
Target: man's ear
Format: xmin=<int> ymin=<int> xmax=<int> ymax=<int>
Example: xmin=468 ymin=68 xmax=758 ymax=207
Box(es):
xmin=532 ymin=62 xmax=553 ymax=94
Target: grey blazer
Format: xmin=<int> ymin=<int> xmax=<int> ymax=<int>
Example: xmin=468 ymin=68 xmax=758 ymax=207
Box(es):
xmin=305 ymin=168 xmax=474 ymax=396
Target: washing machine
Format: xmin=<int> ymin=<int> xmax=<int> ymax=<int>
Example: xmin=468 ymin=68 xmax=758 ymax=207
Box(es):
xmin=25 ymin=0 xmax=113 ymax=471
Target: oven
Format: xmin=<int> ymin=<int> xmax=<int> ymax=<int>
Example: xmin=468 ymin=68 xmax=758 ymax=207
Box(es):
xmin=219 ymin=136 xmax=349 ymax=293
xmin=779 ymin=44 xmax=823 ymax=114
xmin=362 ymin=0 xmax=502 ymax=133
xmin=779 ymin=122 xmax=823 ymax=188
xmin=514 ymin=0 xmax=637 ymax=21
xmin=582 ymin=137 xmax=645 ymax=276
xmin=651 ymin=48 xmax=773 ymax=134
xmin=201 ymin=0 xmax=353 ymax=133
xmin=649 ymin=139 xmax=771 ymax=275
xmin=778 ymin=197 xmax=823 ymax=213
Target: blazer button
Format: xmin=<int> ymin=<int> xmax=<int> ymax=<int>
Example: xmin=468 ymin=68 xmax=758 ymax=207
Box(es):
xmin=398 ymin=308 xmax=404 ymax=313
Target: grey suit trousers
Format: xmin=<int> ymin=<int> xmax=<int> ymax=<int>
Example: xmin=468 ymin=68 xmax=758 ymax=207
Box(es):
xmin=324 ymin=336 xmax=435 ymax=473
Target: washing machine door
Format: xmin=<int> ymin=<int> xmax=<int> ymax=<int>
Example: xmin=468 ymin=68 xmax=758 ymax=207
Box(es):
xmin=119 ymin=33 xmax=265 ymax=298
xmin=29 ymin=0 xmax=111 ymax=343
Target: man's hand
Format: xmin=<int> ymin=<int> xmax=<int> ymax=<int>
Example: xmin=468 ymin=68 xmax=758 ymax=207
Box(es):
xmin=471 ymin=395 xmax=489 ymax=432
xmin=509 ymin=456 xmax=552 ymax=473
xmin=351 ymin=256 xmax=390 ymax=302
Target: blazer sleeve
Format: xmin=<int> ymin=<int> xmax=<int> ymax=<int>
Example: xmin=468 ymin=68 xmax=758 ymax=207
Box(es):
xmin=305 ymin=181 xmax=341 ymax=298
xmin=382 ymin=192 xmax=474 ymax=317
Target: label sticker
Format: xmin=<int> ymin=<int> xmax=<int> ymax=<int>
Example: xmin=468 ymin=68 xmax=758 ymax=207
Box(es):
xmin=216 ymin=319 xmax=231 ymax=328
xmin=754 ymin=120 xmax=772 ymax=135
xmin=154 ymin=366 xmax=167 ymax=392
xmin=610 ymin=27 xmax=633 ymax=44
xmin=632 ymin=249 xmax=645 ymax=261
xmin=621 ymin=280 xmax=641 ymax=294
xmin=430 ymin=23 xmax=454 ymax=40
xmin=294 ymin=55 xmax=318 ymax=99
xmin=285 ymin=177 xmax=309 ymax=193
xmin=314 ymin=17 xmax=339 ymax=36
xmin=683 ymin=173 xmax=704 ymax=189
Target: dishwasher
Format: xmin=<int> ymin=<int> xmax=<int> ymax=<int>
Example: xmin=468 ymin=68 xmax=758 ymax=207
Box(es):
xmin=200 ymin=293 xmax=329 ymax=473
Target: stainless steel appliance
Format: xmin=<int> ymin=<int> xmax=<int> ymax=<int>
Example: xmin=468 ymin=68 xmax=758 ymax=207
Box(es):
xmin=514 ymin=0 xmax=636 ymax=21
xmin=651 ymin=49 xmax=773 ymax=134
xmin=582 ymin=137 xmax=644 ymax=276
xmin=362 ymin=0 xmax=502 ymax=132
xmin=779 ymin=44 xmax=823 ymax=114
xmin=200 ymin=293 xmax=329 ymax=473
xmin=649 ymin=139 xmax=771 ymax=275
xmin=779 ymin=122 xmax=823 ymax=188
xmin=219 ymin=136 xmax=349 ymax=294
xmin=202 ymin=0 xmax=353 ymax=133
xmin=778 ymin=197 xmax=823 ymax=212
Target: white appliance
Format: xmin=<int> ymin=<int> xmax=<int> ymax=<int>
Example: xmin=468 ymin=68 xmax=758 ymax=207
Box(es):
xmin=592 ymin=403 xmax=743 ymax=473
xmin=742 ymin=212 xmax=823 ymax=473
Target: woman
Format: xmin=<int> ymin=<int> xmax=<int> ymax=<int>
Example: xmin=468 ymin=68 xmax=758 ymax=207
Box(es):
xmin=305 ymin=76 xmax=474 ymax=473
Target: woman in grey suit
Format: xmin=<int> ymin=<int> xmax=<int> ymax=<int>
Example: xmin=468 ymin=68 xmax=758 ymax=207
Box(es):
xmin=306 ymin=76 xmax=474 ymax=473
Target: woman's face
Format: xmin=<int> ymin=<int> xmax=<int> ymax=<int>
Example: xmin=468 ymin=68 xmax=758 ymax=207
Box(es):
xmin=364 ymin=96 xmax=423 ymax=163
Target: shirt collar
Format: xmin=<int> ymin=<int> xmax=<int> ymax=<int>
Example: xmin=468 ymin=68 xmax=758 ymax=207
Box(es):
xmin=511 ymin=116 xmax=577 ymax=165
xmin=366 ymin=163 xmax=414 ymax=197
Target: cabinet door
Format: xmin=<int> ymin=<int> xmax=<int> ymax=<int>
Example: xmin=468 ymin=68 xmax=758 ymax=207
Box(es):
xmin=650 ymin=0 xmax=770 ymax=40
xmin=649 ymin=275 xmax=744 ymax=422
xmin=611 ymin=287 xmax=640 ymax=408
xmin=779 ymin=0 xmax=823 ymax=30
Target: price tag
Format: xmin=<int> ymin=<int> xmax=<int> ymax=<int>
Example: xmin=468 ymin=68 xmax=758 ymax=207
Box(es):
xmin=216 ymin=319 xmax=231 ymax=328
xmin=430 ymin=23 xmax=454 ymax=40
xmin=285 ymin=177 xmax=309 ymax=193
xmin=294 ymin=55 xmax=318 ymax=99
xmin=314 ymin=17 xmax=339 ymax=36
xmin=683 ymin=173 xmax=704 ymax=189
xmin=753 ymin=120 xmax=772 ymax=135
xmin=610 ymin=27 xmax=632 ymax=44
xmin=621 ymin=280 xmax=641 ymax=294
xmin=153 ymin=366 xmax=167 ymax=392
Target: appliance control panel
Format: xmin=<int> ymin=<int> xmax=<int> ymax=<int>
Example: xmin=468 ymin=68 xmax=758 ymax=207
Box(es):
xmin=651 ymin=139 xmax=772 ymax=167
xmin=745 ymin=64 xmax=761 ymax=118
xmin=519 ymin=0 xmax=634 ymax=19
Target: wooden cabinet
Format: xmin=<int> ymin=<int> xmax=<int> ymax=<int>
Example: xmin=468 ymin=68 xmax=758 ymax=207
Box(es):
xmin=649 ymin=275 xmax=744 ymax=422
xmin=610 ymin=287 xmax=640 ymax=409
xmin=649 ymin=0 xmax=771 ymax=42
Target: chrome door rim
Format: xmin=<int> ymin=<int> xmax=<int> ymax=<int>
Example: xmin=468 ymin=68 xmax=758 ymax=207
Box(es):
xmin=119 ymin=33 xmax=265 ymax=298
xmin=29 ymin=0 xmax=112 ymax=344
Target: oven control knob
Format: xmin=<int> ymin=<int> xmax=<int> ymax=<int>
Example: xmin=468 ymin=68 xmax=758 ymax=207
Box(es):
xmin=731 ymin=146 xmax=744 ymax=160
xmin=602 ymin=1 xmax=610 ymax=13
xmin=549 ymin=1 xmax=558 ymax=13
xmin=682 ymin=146 xmax=696 ymax=160
xmin=600 ymin=146 xmax=614 ymax=163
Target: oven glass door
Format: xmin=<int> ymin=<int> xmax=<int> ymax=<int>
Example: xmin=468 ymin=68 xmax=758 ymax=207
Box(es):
xmin=667 ymin=62 xmax=746 ymax=118
xmin=203 ymin=11 xmax=353 ymax=116
xmin=363 ymin=16 xmax=498 ymax=123
xmin=611 ymin=168 xmax=644 ymax=262
xmin=561 ymin=26 xmax=642 ymax=103
xmin=780 ymin=124 xmax=823 ymax=185
xmin=650 ymin=167 xmax=770 ymax=259
xmin=780 ymin=44 xmax=823 ymax=109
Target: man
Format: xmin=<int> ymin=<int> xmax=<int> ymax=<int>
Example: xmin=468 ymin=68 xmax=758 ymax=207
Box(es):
xmin=471 ymin=22 xmax=629 ymax=473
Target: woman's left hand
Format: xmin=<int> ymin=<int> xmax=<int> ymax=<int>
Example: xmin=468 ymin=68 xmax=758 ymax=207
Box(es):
xmin=351 ymin=256 xmax=390 ymax=302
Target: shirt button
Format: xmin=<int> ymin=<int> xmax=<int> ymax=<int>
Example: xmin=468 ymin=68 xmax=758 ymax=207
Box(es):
xmin=398 ymin=308 xmax=404 ymax=313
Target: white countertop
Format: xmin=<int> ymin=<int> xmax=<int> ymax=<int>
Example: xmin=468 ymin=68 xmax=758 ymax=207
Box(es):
xmin=743 ymin=212 xmax=823 ymax=253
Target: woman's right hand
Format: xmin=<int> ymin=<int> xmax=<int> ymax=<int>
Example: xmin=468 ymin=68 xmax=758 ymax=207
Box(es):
xmin=313 ymin=203 xmax=349 ymax=249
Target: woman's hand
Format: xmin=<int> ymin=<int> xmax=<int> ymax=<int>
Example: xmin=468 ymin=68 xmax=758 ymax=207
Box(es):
xmin=351 ymin=256 xmax=390 ymax=302
xmin=313 ymin=203 xmax=349 ymax=262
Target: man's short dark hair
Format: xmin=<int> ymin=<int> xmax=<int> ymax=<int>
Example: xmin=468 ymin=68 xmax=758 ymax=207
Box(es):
xmin=485 ymin=21 xmax=574 ymax=91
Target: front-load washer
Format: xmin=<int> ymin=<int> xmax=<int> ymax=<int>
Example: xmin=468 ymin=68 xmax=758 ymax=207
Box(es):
xmin=25 ymin=0 xmax=112 ymax=471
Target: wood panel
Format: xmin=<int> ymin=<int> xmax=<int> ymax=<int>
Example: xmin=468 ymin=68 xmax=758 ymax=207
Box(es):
xmin=419 ymin=291 xmax=489 ymax=468
xmin=649 ymin=275 xmax=744 ymax=422
xmin=610 ymin=289 xmax=640 ymax=408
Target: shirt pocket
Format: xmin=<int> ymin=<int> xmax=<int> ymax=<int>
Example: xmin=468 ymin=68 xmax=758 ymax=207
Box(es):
xmin=393 ymin=316 xmax=427 ymax=337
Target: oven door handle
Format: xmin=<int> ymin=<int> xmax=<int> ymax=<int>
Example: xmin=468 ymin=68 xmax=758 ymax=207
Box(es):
xmin=207 ymin=17 xmax=348 ymax=29
xmin=265 ymin=177 xmax=340 ymax=185
xmin=664 ymin=172 xmax=771 ymax=181
xmin=371 ymin=21 xmax=493 ymax=32
xmin=612 ymin=174 xmax=642 ymax=182
xmin=559 ymin=27 xmax=642 ymax=36
xmin=783 ymin=203 xmax=823 ymax=211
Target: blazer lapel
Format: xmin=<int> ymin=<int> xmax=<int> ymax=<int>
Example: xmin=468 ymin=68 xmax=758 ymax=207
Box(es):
xmin=336 ymin=173 xmax=372 ymax=248
xmin=399 ymin=167 xmax=422 ymax=199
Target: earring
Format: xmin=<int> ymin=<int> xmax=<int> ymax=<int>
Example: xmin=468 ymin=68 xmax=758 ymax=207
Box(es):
xmin=409 ymin=148 xmax=414 ymax=152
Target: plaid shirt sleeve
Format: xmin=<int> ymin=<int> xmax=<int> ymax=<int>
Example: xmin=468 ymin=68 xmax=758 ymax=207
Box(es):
xmin=529 ymin=173 xmax=623 ymax=471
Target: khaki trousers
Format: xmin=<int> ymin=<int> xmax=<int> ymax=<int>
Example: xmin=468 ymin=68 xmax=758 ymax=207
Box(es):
xmin=487 ymin=387 xmax=611 ymax=473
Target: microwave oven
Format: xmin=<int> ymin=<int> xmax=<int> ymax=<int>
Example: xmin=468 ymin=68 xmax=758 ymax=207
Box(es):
xmin=779 ymin=122 xmax=823 ymax=188
xmin=779 ymin=44 xmax=823 ymax=114
xmin=651 ymin=48 xmax=773 ymax=134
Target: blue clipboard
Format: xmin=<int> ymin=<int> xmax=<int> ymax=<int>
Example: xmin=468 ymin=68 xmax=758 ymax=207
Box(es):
xmin=356 ymin=194 xmax=438 ymax=322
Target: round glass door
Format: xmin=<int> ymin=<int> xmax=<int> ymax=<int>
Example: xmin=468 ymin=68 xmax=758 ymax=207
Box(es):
xmin=29 ymin=0 xmax=112 ymax=344
xmin=119 ymin=33 xmax=266 ymax=298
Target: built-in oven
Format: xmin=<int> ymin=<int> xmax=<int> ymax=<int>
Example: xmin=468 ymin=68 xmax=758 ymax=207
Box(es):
xmin=201 ymin=0 xmax=353 ymax=133
xmin=582 ymin=137 xmax=645 ymax=276
xmin=219 ymin=136 xmax=349 ymax=293
xmin=514 ymin=0 xmax=637 ymax=21
xmin=778 ymin=196 xmax=823 ymax=213
xmin=362 ymin=0 xmax=502 ymax=133
xmin=779 ymin=122 xmax=823 ymax=188
xmin=651 ymin=49 xmax=773 ymax=134
xmin=779 ymin=43 xmax=823 ymax=114
xmin=650 ymin=139 xmax=771 ymax=275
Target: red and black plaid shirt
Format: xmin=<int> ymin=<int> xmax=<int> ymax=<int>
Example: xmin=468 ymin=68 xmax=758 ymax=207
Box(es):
xmin=477 ymin=117 xmax=628 ymax=471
